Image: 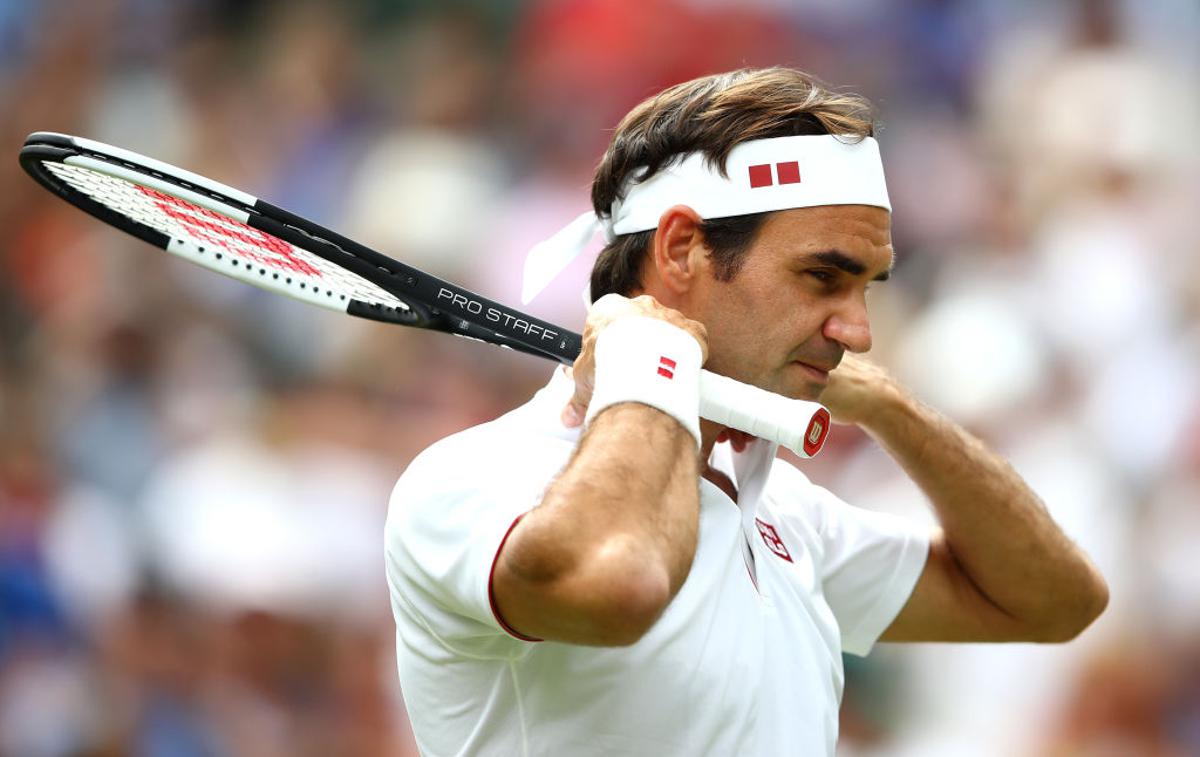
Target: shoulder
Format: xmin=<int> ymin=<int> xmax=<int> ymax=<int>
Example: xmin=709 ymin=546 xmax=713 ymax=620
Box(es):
xmin=388 ymin=408 xmax=575 ymax=534
xmin=761 ymin=456 xmax=930 ymax=585
xmin=760 ymin=458 xmax=838 ymax=531
xmin=400 ymin=419 xmax=509 ymax=488
xmin=399 ymin=409 xmax=573 ymax=494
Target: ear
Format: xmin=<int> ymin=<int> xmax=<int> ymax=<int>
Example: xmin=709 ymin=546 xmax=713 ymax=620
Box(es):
xmin=650 ymin=205 xmax=707 ymax=297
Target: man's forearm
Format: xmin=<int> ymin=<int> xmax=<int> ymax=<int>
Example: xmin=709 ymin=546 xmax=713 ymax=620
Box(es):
xmin=512 ymin=403 xmax=701 ymax=599
xmin=862 ymin=387 xmax=1108 ymax=636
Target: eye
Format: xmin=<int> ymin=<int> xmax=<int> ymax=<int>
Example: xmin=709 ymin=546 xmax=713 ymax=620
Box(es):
xmin=807 ymin=269 xmax=836 ymax=284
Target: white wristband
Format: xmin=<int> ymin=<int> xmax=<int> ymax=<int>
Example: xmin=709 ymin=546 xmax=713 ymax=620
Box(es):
xmin=584 ymin=316 xmax=703 ymax=448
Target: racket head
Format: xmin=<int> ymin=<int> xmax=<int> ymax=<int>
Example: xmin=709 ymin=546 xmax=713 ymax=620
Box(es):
xmin=20 ymin=132 xmax=581 ymax=362
xmin=19 ymin=132 xmax=422 ymax=325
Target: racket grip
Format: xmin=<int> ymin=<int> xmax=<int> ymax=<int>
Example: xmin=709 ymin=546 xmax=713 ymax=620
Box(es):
xmin=698 ymin=370 xmax=832 ymax=458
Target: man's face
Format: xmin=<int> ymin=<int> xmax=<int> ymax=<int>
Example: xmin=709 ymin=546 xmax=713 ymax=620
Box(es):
xmin=690 ymin=205 xmax=893 ymax=400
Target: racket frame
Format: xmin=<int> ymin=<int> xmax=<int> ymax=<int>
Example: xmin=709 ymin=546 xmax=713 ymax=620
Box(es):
xmin=20 ymin=132 xmax=579 ymax=364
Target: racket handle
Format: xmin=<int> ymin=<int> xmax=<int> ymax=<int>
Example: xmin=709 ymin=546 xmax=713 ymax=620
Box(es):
xmin=698 ymin=370 xmax=832 ymax=458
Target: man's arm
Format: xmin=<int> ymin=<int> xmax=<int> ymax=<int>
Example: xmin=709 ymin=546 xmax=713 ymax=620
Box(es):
xmin=820 ymin=355 xmax=1109 ymax=643
xmin=492 ymin=295 xmax=707 ymax=647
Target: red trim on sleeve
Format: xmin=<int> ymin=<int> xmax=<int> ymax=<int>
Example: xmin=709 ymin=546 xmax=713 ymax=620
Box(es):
xmin=488 ymin=513 xmax=543 ymax=642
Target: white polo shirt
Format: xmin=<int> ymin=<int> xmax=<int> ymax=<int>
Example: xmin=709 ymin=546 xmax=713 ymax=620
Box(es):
xmin=385 ymin=368 xmax=929 ymax=756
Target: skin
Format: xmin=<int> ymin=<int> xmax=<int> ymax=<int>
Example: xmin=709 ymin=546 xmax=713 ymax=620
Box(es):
xmin=494 ymin=203 xmax=1109 ymax=647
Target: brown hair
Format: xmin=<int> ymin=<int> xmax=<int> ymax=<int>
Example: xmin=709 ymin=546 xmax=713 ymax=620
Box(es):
xmin=588 ymin=67 xmax=877 ymax=301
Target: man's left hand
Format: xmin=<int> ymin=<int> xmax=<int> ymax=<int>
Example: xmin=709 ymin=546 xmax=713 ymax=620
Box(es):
xmin=817 ymin=353 xmax=901 ymax=427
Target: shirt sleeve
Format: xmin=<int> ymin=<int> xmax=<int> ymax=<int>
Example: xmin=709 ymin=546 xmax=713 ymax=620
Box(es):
xmin=384 ymin=432 xmax=551 ymax=659
xmin=767 ymin=461 xmax=931 ymax=657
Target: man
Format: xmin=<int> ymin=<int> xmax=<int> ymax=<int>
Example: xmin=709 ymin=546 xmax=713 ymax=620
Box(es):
xmin=385 ymin=68 xmax=1108 ymax=756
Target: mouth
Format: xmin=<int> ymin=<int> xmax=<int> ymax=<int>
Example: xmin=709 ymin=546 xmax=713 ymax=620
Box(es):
xmin=791 ymin=361 xmax=832 ymax=383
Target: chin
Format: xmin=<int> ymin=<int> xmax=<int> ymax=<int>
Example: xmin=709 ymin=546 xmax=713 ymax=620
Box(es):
xmin=794 ymin=384 xmax=825 ymax=402
xmin=775 ymin=363 xmax=831 ymax=402
xmin=764 ymin=376 xmax=823 ymax=402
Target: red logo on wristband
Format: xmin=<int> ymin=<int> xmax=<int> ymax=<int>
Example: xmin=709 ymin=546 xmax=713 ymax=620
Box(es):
xmin=658 ymin=356 xmax=676 ymax=379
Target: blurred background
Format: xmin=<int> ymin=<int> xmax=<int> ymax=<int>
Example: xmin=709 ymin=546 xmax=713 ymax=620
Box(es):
xmin=1 ymin=0 xmax=1197 ymax=754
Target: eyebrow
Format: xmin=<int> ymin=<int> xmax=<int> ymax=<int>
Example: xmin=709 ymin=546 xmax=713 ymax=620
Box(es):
xmin=808 ymin=249 xmax=893 ymax=282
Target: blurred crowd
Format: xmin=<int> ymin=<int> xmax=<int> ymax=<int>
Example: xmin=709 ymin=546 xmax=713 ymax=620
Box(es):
xmin=0 ymin=0 xmax=1197 ymax=755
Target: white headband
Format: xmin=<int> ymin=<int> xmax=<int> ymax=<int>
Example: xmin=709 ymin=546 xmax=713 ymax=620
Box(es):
xmin=520 ymin=134 xmax=890 ymax=304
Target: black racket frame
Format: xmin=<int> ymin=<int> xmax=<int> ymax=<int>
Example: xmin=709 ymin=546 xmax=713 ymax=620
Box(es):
xmin=20 ymin=132 xmax=582 ymax=365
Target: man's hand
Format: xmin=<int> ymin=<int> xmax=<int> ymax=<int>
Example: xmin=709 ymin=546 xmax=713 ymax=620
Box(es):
xmin=562 ymin=293 xmax=708 ymax=427
xmin=817 ymin=353 xmax=902 ymax=427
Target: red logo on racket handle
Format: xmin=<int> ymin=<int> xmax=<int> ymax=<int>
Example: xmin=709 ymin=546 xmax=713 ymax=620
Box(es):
xmin=802 ymin=408 xmax=831 ymax=456
xmin=658 ymin=356 xmax=676 ymax=379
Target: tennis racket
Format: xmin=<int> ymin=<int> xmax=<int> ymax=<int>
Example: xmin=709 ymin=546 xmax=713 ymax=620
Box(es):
xmin=19 ymin=132 xmax=831 ymax=457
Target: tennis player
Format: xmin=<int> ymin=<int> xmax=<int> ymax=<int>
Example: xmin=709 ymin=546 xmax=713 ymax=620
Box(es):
xmin=385 ymin=68 xmax=1108 ymax=756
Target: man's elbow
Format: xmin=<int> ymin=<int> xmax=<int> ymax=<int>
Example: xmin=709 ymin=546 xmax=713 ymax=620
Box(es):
xmin=1035 ymin=572 xmax=1110 ymax=643
xmin=587 ymin=568 xmax=672 ymax=646
xmin=564 ymin=530 xmax=684 ymax=646
xmin=499 ymin=529 xmax=676 ymax=647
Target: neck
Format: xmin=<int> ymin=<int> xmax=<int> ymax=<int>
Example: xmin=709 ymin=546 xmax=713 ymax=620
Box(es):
xmin=699 ymin=418 xmax=723 ymax=462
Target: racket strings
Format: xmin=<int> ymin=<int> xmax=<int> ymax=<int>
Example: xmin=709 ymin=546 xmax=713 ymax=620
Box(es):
xmin=43 ymin=161 xmax=411 ymax=312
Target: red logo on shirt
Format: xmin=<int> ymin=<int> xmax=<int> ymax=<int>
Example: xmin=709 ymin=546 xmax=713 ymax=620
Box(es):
xmin=657 ymin=356 xmax=676 ymax=379
xmin=755 ymin=518 xmax=793 ymax=562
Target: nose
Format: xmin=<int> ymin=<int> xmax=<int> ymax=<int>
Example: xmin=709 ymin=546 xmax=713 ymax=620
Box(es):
xmin=823 ymin=295 xmax=872 ymax=353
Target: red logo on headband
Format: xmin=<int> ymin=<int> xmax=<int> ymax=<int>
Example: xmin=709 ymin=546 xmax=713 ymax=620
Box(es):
xmin=748 ymin=161 xmax=801 ymax=188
